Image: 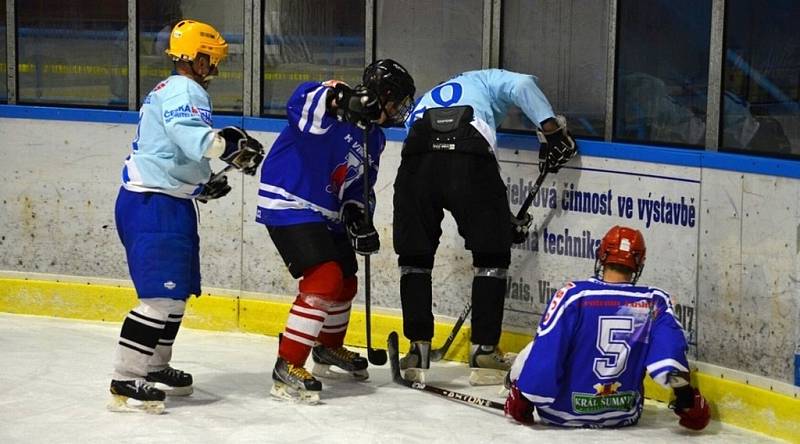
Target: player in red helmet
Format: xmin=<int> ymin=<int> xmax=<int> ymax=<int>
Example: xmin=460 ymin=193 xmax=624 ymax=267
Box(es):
xmin=505 ymin=225 xmax=710 ymax=429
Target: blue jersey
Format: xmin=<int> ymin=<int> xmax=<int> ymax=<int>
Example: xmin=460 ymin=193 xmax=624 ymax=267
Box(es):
xmin=256 ymin=81 xmax=385 ymax=228
xmin=121 ymin=75 xmax=217 ymax=198
xmin=406 ymin=69 xmax=555 ymax=149
xmin=514 ymin=278 xmax=689 ymax=428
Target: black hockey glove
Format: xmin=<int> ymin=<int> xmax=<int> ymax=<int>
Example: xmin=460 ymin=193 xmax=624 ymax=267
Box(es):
xmin=341 ymin=202 xmax=380 ymax=255
xmin=218 ymin=126 xmax=265 ymax=176
xmin=538 ymin=115 xmax=577 ymax=174
xmin=197 ymin=170 xmax=231 ymax=203
xmin=510 ymin=211 xmax=533 ymax=244
xmin=330 ymin=83 xmax=382 ymax=128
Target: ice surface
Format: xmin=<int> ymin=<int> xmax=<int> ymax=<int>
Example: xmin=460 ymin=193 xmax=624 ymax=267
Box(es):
xmin=0 ymin=313 xmax=781 ymax=443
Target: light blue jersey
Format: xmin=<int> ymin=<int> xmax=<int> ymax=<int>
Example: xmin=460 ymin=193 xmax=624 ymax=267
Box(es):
xmin=121 ymin=75 xmax=217 ymax=198
xmin=406 ymin=69 xmax=555 ymax=148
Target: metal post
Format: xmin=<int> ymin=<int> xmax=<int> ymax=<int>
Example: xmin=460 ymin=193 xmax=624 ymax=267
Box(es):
xmin=603 ymin=0 xmax=617 ymax=142
xmin=365 ymin=0 xmax=374 ymax=63
xmin=490 ymin=0 xmax=501 ymax=68
xmin=705 ymin=0 xmax=725 ymax=151
xmin=6 ymin=0 xmax=16 ymax=104
xmin=127 ymin=0 xmax=137 ymax=110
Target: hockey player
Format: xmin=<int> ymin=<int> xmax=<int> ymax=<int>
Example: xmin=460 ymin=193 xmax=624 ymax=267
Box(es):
xmin=256 ymin=60 xmax=416 ymax=403
xmin=504 ymin=225 xmax=711 ymax=429
xmin=395 ymin=69 xmax=577 ymax=385
xmin=109 ymin=20 xmax=264 ymax=414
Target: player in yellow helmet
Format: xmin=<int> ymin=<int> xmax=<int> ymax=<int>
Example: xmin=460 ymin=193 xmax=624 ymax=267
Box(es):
xmin=108 ymin=20 xmax=263 ymax=414
xmin=165 ymin=19 xmax=229 ymax=89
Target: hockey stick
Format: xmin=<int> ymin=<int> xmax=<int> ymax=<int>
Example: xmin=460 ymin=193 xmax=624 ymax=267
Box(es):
xmin=429 ymin=170 xmax=548 ymax=362
xmin=515 ymin=169 xmax=548 ymax=219
xmin=362 ymin=126 xmax=387 ymax=366
xmin=387 ymin=331 xmax=505 ymax=411
xmin=429 ymin=301 xmax=471 ymax=362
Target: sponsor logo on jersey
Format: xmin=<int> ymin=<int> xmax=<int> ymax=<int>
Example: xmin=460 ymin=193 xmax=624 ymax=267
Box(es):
xmin=163 ymin=104 xmax=211 ymax=125
xmin=326 ymin=151 xmax=361 ymax=196
xmin=152 ymin=81 xmax=168 ymax=93
xmin=571 ymin=382 xmax=638 ymax=414
xmin=542 ymin=282 xmax=575 ymax=324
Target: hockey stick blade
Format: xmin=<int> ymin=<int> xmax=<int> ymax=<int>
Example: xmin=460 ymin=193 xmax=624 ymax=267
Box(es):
xmin=387 ymin=332 xmax=505 ymax=411
xmin=429 ymin=303 xmax=471 ymax=362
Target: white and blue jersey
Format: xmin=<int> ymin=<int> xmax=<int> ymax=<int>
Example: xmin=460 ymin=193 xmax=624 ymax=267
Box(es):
xmin=121 ymin=75 xmax=217 ymax=198
xmin=406 ymin=69 xmax=555 ymax=149
xmin=256 ymin=81 xmax=385 ymax=228
xmin=512 ymin=278 xmax=689 ymax=428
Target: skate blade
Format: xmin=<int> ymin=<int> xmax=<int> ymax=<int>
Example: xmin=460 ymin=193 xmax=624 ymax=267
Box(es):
xmin=107 ymin=394 xmax=165 ymax=414
xmin=312 ymin=363 xmax=369 ymax=381
xmin=469 ymin=368 xmax=507 ymax=386
xmin=150 ymin=383 xmax=193 ymax=397
xmin=403 ymin=368 xmax=426 ymax=383
xmin=270 ymin=381 xmax=320 ymax=405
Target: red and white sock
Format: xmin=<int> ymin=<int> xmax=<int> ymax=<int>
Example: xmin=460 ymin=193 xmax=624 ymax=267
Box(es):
xmin=279 ymin=295 xmax=327 ymax=366
xmin=317 ymin=301 xmax=352 ymax=349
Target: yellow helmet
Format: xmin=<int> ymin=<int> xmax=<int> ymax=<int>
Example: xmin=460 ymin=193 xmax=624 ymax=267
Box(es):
xmin=165 ymin=20 xmax=228 ymax=67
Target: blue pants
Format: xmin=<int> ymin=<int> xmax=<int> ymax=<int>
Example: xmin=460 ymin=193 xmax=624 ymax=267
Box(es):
xmin=115 ymin=187 xmax=200 ymax=299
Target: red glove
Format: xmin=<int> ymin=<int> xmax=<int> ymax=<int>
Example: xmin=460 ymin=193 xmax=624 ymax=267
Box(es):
xmin=504 ymin=381 xmax=534 ymax=425
xmin=673 ymin=387 xmax=710 ymax=430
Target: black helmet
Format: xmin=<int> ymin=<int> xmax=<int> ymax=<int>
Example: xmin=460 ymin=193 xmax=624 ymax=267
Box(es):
xmin=362 ymin=59 xmax=416 ymax=124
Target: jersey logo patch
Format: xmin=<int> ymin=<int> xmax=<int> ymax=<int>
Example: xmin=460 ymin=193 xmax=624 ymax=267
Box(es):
xmin=163 ymin=281 xmax=177 ymax=290
xmin=571 ymin=382 xmax=638 ymax=414
xmin=542 ymin=282 xmax=575 ymax=325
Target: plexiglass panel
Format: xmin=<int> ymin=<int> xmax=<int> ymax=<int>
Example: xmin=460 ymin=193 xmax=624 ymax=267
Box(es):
xmin=615 ymin=0 xmax=711 ymax=146
xmin=722 ymin=0 xmax=800 ymax=158
xmin=375 ymin=0 xmax=483 ymax=99
xmin=501 ymin=0 xmax=609 ymax=138
xmin=262 ymin=0 xmax=364 ymax=116
xmin=139 ymin=0 xmax=244 ymax=113
xmin=17 ymin=1 xmax=128 ymax=107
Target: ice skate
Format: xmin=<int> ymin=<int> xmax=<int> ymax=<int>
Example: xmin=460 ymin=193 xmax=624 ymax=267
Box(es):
xmin=107 ymin=379 xmax=166 ymax=414
xmin=270 ymin=357 xmax=322 ymax=404
xmin=399 ymin=340 xmax=430 ymax=383
xmin=311 ymin=345 xmax=369 ymax=380
xmin=146 ymin=366 xmax=194 ymax=396
xmin=469 ymin=344 xmax=516 ymax=386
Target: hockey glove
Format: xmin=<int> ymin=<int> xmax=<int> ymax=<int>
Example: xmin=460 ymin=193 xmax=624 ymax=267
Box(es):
xmin=341 ymin=202 xmax=380 ymax=255
xmin=671 ymin=386 xmax=710 ymax=431
xmin=197 ymin=170 xmax=231 ymax=203
xmin=218 ymin=126 xmax=265 ymax=176
xmin=331 ymin=83 xmax=382 ymax=128
xmin=538 ymin=115 xmax=577 ymax=174
xmin=504 ymin=381 xmax=534 ymax=425
xmin=510 ymin=211 xmax=533 ymax=244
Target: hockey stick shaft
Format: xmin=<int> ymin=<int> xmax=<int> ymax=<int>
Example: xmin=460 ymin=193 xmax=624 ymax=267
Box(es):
xmin=516 ymin=170 xmax=547 ymax=219
xmin=362 ymin=127 xmax=387 ymax=365
xmin=387 ymin=332 xmax=505 ymax=411
xmin=429 ymin=302 xmax=471 ymax=362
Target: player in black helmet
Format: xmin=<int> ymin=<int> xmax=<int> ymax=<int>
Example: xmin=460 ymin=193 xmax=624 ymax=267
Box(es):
xmin=256 ymin=59 xmax=415 ymax=403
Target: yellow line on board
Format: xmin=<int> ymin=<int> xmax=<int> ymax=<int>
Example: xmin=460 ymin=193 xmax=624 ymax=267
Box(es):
xmin=0 ymin=277 xmax=797 ymax=441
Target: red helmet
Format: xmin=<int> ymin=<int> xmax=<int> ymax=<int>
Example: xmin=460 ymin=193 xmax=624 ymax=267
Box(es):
xmin=595 ymin=225 xmax=646 ymax=282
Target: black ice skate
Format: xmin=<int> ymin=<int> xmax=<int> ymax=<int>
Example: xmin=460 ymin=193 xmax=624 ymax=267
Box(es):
xmin=311 ymin=345 xmax=369 ymax=380
xmin=271 ymin=357 xmax=322 ymax=404
xmin=399 ymin=340 xmax=430 ymax=383
xmin=468 ymin=344 xmax=516 ymax=386
xmin=108 ymin=379 xmax=166 ymax=414
xmin=146 ymin=366 xmax=194 ymax=396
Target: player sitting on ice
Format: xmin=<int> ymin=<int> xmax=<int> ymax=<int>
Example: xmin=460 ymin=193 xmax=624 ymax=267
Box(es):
xmin=256 ymin=60 xmax=416 ymax=403
xmin=505 ymin=225 xmax=710 ymax=429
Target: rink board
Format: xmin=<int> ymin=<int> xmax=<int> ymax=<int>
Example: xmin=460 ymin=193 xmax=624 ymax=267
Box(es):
xmin=1 ymin=277 xmax=799 ymax=443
